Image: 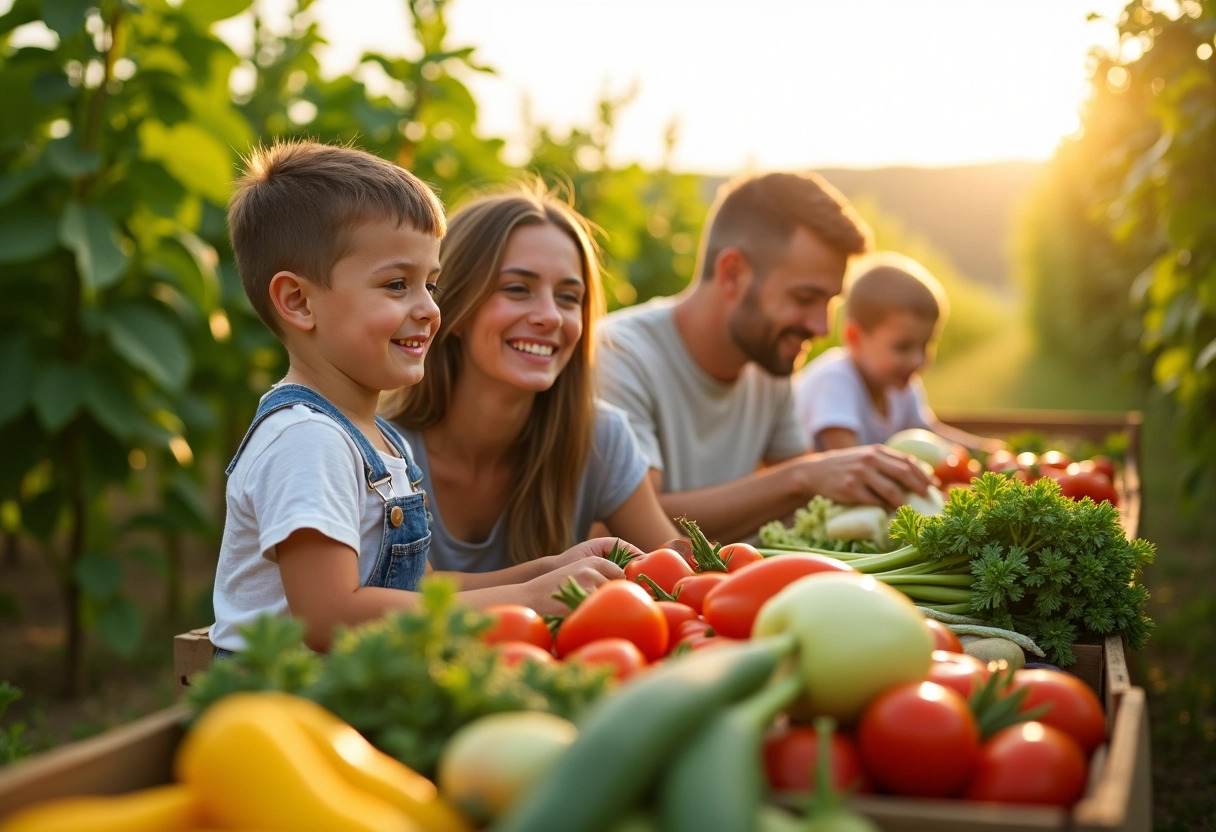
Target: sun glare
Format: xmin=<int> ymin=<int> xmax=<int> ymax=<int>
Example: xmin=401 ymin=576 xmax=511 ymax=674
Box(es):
xmin=232 ymin=0 xmax=1130 ymax=172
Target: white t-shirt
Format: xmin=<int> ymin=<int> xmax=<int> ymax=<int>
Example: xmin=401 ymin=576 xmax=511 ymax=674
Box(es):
xmin=794 ymin=347 xmax=935 ymax=450
xmin=596 ymin=298 xmax=809 ymax=493
xmin=210 ymin=405 xmax=413 ymax=651
xmin=397 ymin=401 xmax=648 ymax=573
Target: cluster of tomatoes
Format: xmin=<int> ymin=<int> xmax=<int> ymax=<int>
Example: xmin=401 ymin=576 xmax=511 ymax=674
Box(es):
xmin=479 ymin=540 xmax=1107 ymax=810
xmin=764 ymin=621 xmax=1106 ymax=807
xmin=935 ymin=446 xmax=1120 ymax=507
xmin=479 ymin=541 xmax=857 ymax=682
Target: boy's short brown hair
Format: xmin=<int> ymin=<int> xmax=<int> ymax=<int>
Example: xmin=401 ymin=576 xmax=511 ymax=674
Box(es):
xmin=844 ymin=252 xmax=947 ymax=332
xmin=699 ymin=171 xmax=872 ymax=280
xmin=227 ymin=140 xmax=446 ymax=335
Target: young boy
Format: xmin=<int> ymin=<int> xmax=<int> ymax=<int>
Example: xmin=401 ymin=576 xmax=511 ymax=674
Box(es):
xmin=211 ymin=141 xmax=626 ymax=653
xmin=794 ymin=253 xmax=997 ymax=454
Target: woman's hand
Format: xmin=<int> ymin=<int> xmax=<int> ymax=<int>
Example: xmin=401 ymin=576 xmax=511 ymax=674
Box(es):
xmin=544 ymin=536 xmax=643 ymax=570
xmin=524 ymin=538 xmax=636 ymax=615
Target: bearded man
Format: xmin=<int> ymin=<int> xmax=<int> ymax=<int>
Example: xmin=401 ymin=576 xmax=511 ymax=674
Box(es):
xmin=596 ymin=172 xmax=930 ymax=542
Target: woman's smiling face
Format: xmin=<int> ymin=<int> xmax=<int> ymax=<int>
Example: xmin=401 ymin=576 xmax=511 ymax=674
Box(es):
xmin=459 ymin=222 xmax=586 ymax=394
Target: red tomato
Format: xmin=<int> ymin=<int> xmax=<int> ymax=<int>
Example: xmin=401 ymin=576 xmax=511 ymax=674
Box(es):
xmin=565 ymin=637 xmax=648 ymax=682
xmin=624 ymin=548 xmax=696 ymax=596
xmin=934 ymin=452 xmax=979 ymax=486
xmin=662 ymin=537 xmax=696 ymax=570
xmin=671 ymin=572 xmax=731 ymax=614
xmin=555 ymin=580 xmax=669 ymax=662
xmin=676 ymin=616 xmax=712 ymax=641
xmin=1055 ymin=468 xmax=1119 ymax=507
xmin=702 ymin=554 xmax=856 ymax=639
xmin=985 ymin=448 xmax=1020 ymax=473
xmin=964 ymin=722 xmax=1088 ymax=806
xmin=927 ymin=650 xmax=992 ymax=700
xmin=718 ymin=542 xmax=764 ymax=572
xmin=1015 ymin=451 xmax=1039 ymax=469
xmin=924 ymin=619 xmax=964 ymax=653
xmin=857 ymin=681 xmax=980 ymax=798
xmin=1086 ymin=455 xmax=1117 ymax=480
xmin=656 ymin=600 xmax=700 ymax=649
xmin=482 ymin=604 xmax=553 ymax=651
xmin=1008 ymin=668 xmax=1107 ymax=755
xmin=680 ymin=633 xmax=741 ymax=651
xmin=1036 ymin=464 xmax=1068 ymax=483
xmin=1038 ymin=449 xmax=1074 ymax=468
xmin=495 ymin=640 xmax=556 ymax=666
xmin=762 ymin=723 xmax=872 ymax=795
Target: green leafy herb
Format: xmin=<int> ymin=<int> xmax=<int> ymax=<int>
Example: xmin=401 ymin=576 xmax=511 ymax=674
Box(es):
xmin=185 ymin=578 xmax=612 ymax=778
xmin=760 ymin=473 xmax=1155 ymax=666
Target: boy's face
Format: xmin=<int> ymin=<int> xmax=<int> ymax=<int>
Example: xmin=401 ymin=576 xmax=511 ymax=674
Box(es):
xmin=309 ymin=216 xmax=442 ymax=395
xmin=846 ymin=310 xmax=936 ymax=392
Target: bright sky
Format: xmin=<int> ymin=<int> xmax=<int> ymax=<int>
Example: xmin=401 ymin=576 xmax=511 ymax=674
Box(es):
xmin=1 ymin=0 xmax=1131 ymax=172
xmin=293 ymin=0 xmax=1131 ymax=173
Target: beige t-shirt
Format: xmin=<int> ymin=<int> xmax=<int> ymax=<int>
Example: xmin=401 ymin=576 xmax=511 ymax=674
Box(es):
xmin=596 ymin=298 xmax=809 ymax=493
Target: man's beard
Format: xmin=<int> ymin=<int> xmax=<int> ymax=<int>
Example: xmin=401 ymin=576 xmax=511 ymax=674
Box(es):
xmin=727 ymin=284 xmax=812 ymax=377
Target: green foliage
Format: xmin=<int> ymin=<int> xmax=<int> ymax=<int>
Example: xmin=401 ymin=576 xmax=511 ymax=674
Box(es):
xmin=0 ymin=682 xmax=32 ymax=765
xmin=1017 ymin=1 xmax=1216 ymax=491
xmin=889 ymin=472 xmax=1156 ymax=666
xmin=0 ymin=0 xmax=251 ymax=686
xmin=186 ymin=579 xmax=612 ymax=778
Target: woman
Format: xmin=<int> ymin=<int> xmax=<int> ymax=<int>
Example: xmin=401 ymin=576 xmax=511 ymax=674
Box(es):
xmin=383 ymin=187 xmax=678 ymax=572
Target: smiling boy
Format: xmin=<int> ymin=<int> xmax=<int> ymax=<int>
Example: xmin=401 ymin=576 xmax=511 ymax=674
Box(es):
xmin=211 ymin=141 xmax=626 ymax=654
xmin=794 ymin=252 xmax=997 ymax=453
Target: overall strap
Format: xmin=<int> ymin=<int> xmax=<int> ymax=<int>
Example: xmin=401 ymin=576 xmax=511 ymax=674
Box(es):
xmin=225 ymin=385 xmax=393 ymax=494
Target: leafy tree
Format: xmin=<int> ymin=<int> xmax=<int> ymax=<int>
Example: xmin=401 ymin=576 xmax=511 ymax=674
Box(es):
xmin=1106 ymin=0 xmax=1216 ymax=493
xmin=1018 ymin=0 xmax=1215 ymax=492
xmin=0 ymin=0 xmax=255 ymax=694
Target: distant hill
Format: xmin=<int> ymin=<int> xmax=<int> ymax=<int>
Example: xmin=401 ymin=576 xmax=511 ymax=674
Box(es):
xmin=701 ymin=161 xmax=1043 ymax=292
xmin=819 ymin=162 xmax=1043 ymax=292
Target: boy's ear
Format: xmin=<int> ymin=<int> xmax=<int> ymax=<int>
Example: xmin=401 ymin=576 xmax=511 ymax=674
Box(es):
xmin=268 ymin=271 xmax=316 ymax=332
xmin=714 ymin=246 xmax=752 ymax=300
xmin=842 ymin=318 xmax=862 ymax=349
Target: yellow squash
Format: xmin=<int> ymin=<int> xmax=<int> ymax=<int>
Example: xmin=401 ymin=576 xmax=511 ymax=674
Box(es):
xmin=0 ymin=784 xmax=201 ymax=832
xmin=258 ymin=692 xmax=471 ymax=832
xmin=176 ymin=693 xmax=419 ymax=832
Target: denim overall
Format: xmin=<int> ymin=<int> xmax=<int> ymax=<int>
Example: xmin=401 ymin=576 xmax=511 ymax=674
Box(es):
xmin=215 ymin=384 xmax=430 ymax=657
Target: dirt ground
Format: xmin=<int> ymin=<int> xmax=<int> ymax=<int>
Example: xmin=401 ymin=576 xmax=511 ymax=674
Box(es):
xmin=0 ymin=536 xmax=217 ymax=751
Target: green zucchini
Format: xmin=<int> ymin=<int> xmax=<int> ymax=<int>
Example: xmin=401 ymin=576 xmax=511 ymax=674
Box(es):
xmin=491 ymin=634 xmax=795 ymax=832
xmin=657 ymin=669 xmax=803 ymax=832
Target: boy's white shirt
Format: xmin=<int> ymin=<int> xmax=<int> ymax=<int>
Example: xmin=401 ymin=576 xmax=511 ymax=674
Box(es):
xmin=209 ymin=404 xmax=412 ymax=651
xmin=794 ymin=347 xmax=935 ymax=450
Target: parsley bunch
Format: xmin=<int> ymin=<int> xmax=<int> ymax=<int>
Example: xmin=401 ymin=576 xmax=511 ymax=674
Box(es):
xmin=762 ymin=472 xmax=1154 ymax=666
xmin=186 ymin=578 xmax=612 ymax=777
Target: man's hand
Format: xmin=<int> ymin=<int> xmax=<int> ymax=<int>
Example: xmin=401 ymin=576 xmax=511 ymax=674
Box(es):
xmin=798 ymin=444 xmax=933 ymax=511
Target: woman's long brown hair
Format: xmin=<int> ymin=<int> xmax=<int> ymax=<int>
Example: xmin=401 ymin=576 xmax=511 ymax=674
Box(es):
xmin=381 ymin=186 xmax=606 ymax=563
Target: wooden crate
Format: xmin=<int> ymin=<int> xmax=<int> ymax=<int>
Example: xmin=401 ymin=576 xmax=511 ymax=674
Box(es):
xmin=938 ymin=408 xmax=1142 ymax=539
xmin=0 ymin=639 xmax=1149 ymax=830
xmin=173 ymin=626 xmax=215 ymax=695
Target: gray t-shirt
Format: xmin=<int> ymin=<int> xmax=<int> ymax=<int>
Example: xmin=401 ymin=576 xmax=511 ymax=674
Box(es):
xmin=794 ymin=347 xmax=935 ymax=450
xmin=397 ymin=400 xmax=649 ymax=573
xmin=596 ymin=298 xmax=809 ymax=493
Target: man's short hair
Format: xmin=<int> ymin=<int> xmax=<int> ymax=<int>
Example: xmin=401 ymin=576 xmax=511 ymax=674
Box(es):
xmin=845 ymin=252 xmax=947 ymax=331
xmin=227 ymin=139 xmax=446 ymax=335
xmin=699 ymin=171 xmax=872 ymax=279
